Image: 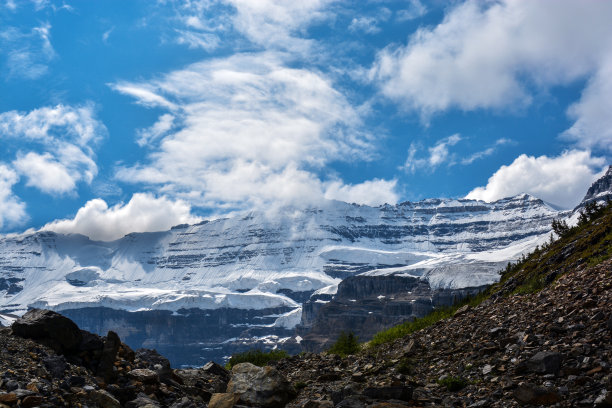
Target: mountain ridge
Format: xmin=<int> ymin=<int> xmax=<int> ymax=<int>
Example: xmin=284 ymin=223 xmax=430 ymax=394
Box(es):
xmin=0 ymin=170 xmax=610 ymax=365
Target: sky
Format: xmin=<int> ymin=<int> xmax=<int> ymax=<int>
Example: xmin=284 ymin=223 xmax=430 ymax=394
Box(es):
xmin=0 ymin=0 xmax=611 ymax=241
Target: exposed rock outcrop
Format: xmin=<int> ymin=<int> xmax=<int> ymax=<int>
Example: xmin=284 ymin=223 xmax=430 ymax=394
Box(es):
xmin=299 ymin=275 xmax=486 ymax=351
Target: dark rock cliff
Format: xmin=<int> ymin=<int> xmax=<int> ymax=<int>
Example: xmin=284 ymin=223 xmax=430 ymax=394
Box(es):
xmin=297 ymin=275 xmax=487 ymax=351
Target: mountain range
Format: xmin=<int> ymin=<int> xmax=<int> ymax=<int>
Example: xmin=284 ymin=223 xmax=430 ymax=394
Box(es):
xmin=0 ymin=166 xmax=610 ymax=365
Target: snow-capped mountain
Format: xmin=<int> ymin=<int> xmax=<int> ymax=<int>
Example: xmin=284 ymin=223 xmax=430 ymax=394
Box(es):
xmin=1 ymin=168 xmax=609 ymax=364
xmin=0 ymin=194 xmax=558 ymax=314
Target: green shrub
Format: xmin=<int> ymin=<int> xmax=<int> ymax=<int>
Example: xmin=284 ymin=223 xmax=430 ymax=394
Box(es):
xmin=396 ymin=357 xmax=414 ymax=375
xmin=226 ymin=349 xmax=289 ymax=369
xmin=438 ymin=376 xmax=467 ymax=392
xmin=328 ymin=331 xmax=360 ymax=357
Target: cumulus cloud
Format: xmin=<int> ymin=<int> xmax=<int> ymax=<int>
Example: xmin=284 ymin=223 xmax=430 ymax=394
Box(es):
xmin=113 ymin=52 xmax=396 ymax=209
xmin=324 ymin=179 xmax=398 ymax=206
xmin=465 ymin=150 xmax=606 ymax=209
xmin=0 ymin=104 xmax=105 ymax=195
xmin=563 ymin=56 xmax=612 ymax=152
xmin=369 ymin=0 xmax=612 ymax=151
xmin=42 ymin=193 xmax=202 ymax=241
xmin=0 ymin=164 xmax=27 ymax=229
xmin=13 ymin=152 xmax=77 ymax=194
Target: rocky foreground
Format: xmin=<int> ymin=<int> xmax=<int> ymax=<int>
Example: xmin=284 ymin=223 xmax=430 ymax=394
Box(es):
xmin=275 ymin=258 xmax=612 ymax=407
xmin=0 ymin=259 xmax=609 ymax=407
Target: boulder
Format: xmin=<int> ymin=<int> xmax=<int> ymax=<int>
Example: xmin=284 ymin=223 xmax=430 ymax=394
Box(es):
xmin=43 ymin=355 xmax=67 ymax=378
xmin=527 ymin=351 xmax=562 ymax=375
xmin=97 ymin=331 xmax=121 ymax=383
xmin=227 ymin=362 xmax=296 ymax=408
xmin=128 ymin=369 xmax=159 ymax=384
xmin=11 ymin=309 xmax=82 ymax=353
xmin=89 ymin=389 xmax=121 ymax=408
xmin=125 ymin=395 xmax=161 ymax=408
xmin=202 ymin=361 xmax=230 ymax=381
xmin=513 ymin=384 xmax=562 ymax=405
xmin=135 ymin=349 xmax=172 ymax=380
xmin=208 ymin=393 xmax=240 ymax=408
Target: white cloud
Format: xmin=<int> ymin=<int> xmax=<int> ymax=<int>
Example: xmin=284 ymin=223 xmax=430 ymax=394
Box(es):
xmin=396 ymin=0 xmax=427 ymax=21
xmin=102 ymin=26 xmax=114 ymax=43
xmin=324 ymin=179 xmax=398 ymax=206
xmin=136 ymin=113 xmax=175 ymax=147
xmin=168 ymin=0 xmax=336 ymax=54
xmin=175 ymin=29 xmax=220 ymax=51
xmin=0 ymin=22 xmax=55 ymax=79
xmin=461 ymin=138 xmax=512 ymax=165
xmin=401 ymin=134 xmax=461 ymax=173
xmin=111 ymin=84 xmax=178 ymax=110
xmin=0 ymin=164 xmax=27 ymax=229
xmin=113 ymin=52 xmax=396 ymax=209
xmin=42 ymin=193 xmax=202 ymax=241
xmin=465 ymin=150 xmax=606 ymax=209
xmin=348 ymin=17 xmax=381 ymax=34
xmin=563 ymin=56 xmax=612 ymax=152
xmin=428 ymin=134 xmax=460 ymax=167
xmin=369 ymin=0 xmax=612 ymax=151
xmin=0 ymin=104 xmax=105 ymax=195
xmin=13 ymin=152 xmax=76 ymax=194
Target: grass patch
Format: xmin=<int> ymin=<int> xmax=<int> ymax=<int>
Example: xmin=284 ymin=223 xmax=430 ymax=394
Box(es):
xmin=438 ymin=376 xmax=468 ymax=392
xmin=226 ymin=349 xmax=289 ymax=369
xmin=328 ymin=331 xmax=360 ymax=357
xmin=369 ymin=291 xmax=488 ymax=347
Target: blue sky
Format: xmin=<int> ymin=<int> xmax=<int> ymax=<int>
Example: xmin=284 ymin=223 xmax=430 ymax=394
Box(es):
xmin=1 ymin=0 xmax=611 ymax=240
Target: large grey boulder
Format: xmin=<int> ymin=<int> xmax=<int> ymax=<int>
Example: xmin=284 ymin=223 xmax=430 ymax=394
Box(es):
xmin=227 ymin=363 xmax=296 ymax=407
xmin=11 ymin=309 xmax=82 ymax=353
xmin=527 ymin=351 xmax=562 ymax=375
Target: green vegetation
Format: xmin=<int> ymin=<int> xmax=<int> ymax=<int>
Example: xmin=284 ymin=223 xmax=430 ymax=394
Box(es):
xmin=369 ymin=200 xmax=612 ymax=347
xmin=327 ymin=331 xmax=360 ymax=357
xmin=396 ymin=357 xmax=415 ymax=375
xmin=226 ymin=349 xmax=289 ymax=369
xmin=293 ymin=381 xmax=307 ymax=391
xmin=498 ymin=199 xmax=612 ymax=295
xmin=369 ymin=291 xmax=488 ymax=347
xmin=437 ymin=376 xmax=468 ymax=392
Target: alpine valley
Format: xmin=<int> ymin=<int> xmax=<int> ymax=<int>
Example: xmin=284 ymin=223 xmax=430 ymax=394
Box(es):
xmin=1 ymin=167 xmax=611 ymax=366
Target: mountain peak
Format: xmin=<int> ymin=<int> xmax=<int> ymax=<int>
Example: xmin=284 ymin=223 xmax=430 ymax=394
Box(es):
xmin=577 ymin=165 xmax=612 ymax=208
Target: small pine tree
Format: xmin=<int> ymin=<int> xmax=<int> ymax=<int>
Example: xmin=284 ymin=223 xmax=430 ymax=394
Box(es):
xmin=551 ymin=218 xmax=570 ymax=237
xmin=328 ymin=331 xmax=359 ymax=357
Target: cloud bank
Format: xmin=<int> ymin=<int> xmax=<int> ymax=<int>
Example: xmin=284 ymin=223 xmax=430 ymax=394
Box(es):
xmin=43 ymin=193 xmax=202 ymax=241
xmin=466 ymin=150 xmax=605 ymax=209
xmin=114 ymin=52 xmax=397 ymax=209
xmin=370 ymin=0 xmax=612 ymax=153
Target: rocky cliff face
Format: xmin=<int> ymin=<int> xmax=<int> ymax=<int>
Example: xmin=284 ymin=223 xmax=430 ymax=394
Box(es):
xmin=298 ymin=275 xmax=486 ymax=351
xmin=579 ymin=165 xmax=612 ymax=207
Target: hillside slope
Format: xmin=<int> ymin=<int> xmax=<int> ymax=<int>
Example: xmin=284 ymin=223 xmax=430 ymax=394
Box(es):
xmin=272 ymin=203 xmax=612 ymax=407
